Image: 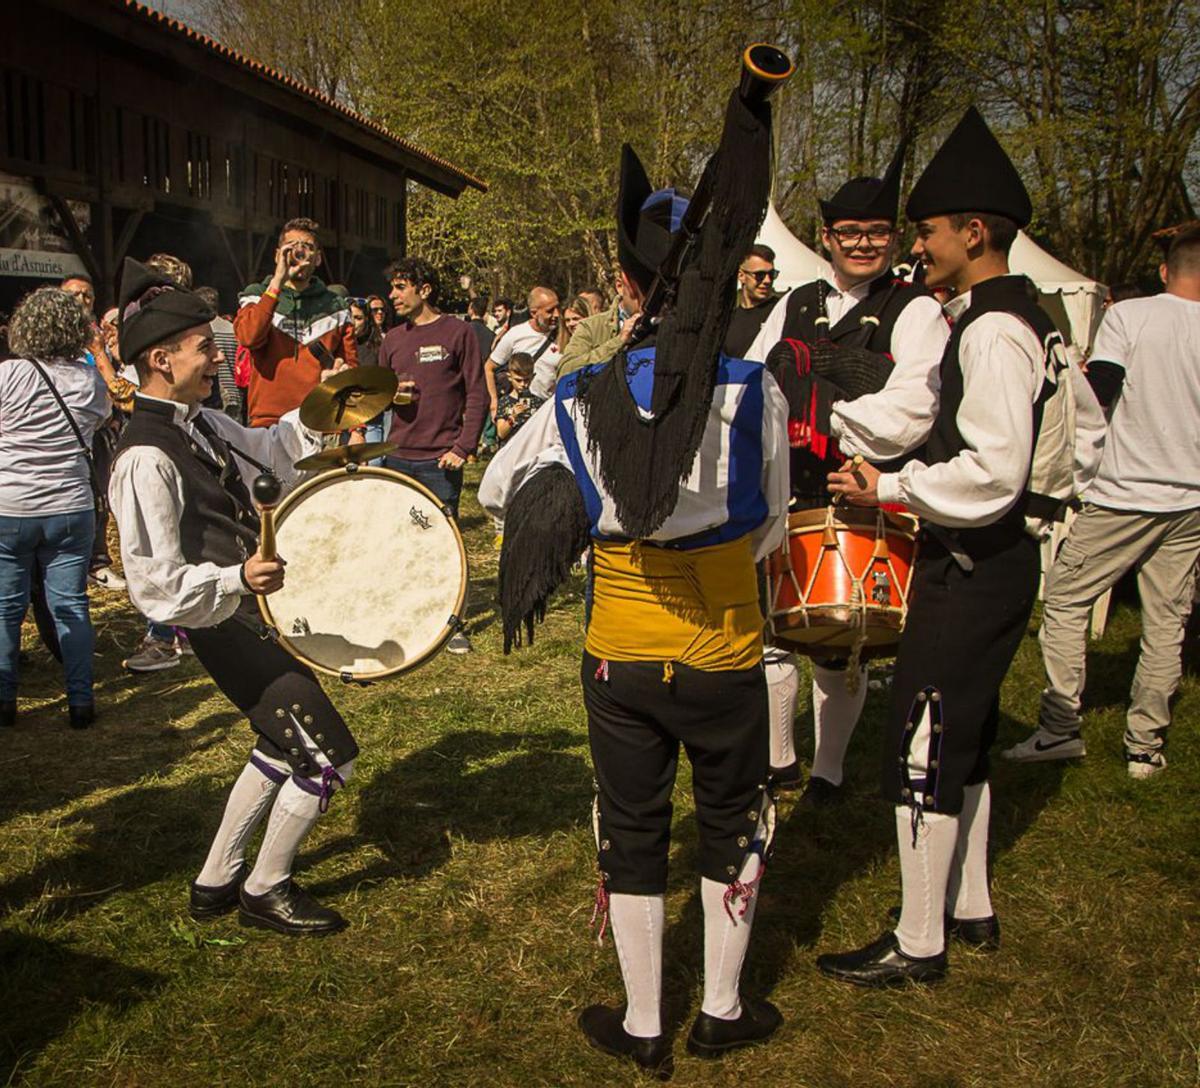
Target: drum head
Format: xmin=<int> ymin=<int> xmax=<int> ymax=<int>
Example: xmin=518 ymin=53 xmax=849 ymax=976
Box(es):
xmin=259 ymin=467 xmax=468 ymax=680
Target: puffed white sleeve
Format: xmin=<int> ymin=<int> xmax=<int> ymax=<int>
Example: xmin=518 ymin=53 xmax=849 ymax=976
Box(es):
xmin=478 ymin=398 xmax=570 ymax=518
xmin=109 ymin=448 xmax=246 ymax=628
xmin=752 ymin=368 xmax=791 ymax=560
xmin=876 ymin=314 xmax=1041 ymax=527
xmin=202 ymin=407 xmax=322 ymax=496
xmin=830 ymin=294 xmax=947 ymax=459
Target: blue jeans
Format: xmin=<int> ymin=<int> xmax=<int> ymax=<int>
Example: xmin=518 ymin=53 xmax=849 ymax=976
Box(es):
xmin=385 ymin=457 xmax=464 ymax=520
xmin=0 ymin=510 xmax=96 ymax=705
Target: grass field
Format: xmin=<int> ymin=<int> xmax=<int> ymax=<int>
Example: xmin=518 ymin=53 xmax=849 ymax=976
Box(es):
xmin=2 ymin=464 xmax=1198 ymax=1087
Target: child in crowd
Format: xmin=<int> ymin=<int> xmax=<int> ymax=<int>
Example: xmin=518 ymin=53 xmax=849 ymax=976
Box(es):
xmin=494 ymin=352 xmax=545 ymax=444
xmin=490 ymin=352 xmax=547 ymax=549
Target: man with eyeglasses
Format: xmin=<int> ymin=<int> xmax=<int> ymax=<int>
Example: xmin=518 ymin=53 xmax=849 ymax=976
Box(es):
xmin=724 ymin=244 xmax=782 ymax=357
xmin=746 ymin=148 xmax=949 ymax=806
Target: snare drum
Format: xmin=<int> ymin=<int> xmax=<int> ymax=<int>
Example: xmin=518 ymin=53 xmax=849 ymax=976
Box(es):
xmin=767 ymin=505 xmax=917 ymax=660
xmin=260 ymin=466 xmax=468 ymax=681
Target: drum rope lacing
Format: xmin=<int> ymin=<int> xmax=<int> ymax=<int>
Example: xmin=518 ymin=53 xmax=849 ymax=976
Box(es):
xmin=770 ymin=506 xmax=915 ymax=690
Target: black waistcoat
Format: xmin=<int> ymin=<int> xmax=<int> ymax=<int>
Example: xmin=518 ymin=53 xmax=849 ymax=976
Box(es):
xmin=924 ymin=275 xmax=1054 ymax=532
xmin=114 ymin=397 xmax=259 ymax=568
xmin=779 ymin=273 xmax=929 ymax=352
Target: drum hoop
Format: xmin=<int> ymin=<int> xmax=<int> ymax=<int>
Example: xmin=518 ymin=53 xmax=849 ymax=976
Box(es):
xmin=257 ymin=465 xmax=469 ymax=681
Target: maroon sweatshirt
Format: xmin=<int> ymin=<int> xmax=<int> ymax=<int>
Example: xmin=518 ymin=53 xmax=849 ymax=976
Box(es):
xmin=381 ymin=314 xmax=487 ymax=460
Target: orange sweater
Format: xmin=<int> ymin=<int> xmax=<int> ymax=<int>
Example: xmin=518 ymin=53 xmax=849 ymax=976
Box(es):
xmin=234 ymin=279 xmax=358 ymax=427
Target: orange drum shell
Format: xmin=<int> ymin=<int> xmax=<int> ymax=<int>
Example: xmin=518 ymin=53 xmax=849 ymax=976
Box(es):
xmin=769 ymin=506 xmax=917 ymax=660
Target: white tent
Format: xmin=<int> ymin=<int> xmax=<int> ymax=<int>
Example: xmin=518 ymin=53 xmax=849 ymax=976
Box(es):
xmin=756 ymin=202 xmax=830 ymax=290
xmin=1009 ymin=231 xmax=1107 ymax=357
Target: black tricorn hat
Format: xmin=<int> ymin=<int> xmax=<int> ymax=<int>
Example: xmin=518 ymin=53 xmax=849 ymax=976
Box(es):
xmin=819 ymin=142 xmax=905 ymax=224
xmin=905 ymin=106 xmax=1032 ymax=227
xmin=616 ymin=144 xmax=690 ymax=291
xmin=117 ymin=257 xmax=215 ymax=363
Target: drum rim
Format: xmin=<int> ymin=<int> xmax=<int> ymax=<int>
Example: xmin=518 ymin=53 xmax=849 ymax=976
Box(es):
xmin=258 ymin=464 xmax=469 ymax=681
xmin=786 ymin=504 xmax=918 ymax=537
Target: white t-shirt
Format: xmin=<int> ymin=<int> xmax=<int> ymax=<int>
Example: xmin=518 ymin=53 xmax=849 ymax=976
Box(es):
xmin=488 ymin=320 xmax=562 ymax=399
xmin=1085 ymin=293 xmax=1200 ymax=512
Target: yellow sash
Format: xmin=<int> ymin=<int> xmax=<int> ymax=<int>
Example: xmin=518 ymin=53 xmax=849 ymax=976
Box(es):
xmin=586 ymin=535 xmax=764 ymax=672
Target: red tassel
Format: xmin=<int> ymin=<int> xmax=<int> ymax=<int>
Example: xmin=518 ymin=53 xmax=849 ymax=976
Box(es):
xmin=589 ymin=877 xmax=610 ymax=944
xmin=722 ymin=863 xmax=767 ymax=923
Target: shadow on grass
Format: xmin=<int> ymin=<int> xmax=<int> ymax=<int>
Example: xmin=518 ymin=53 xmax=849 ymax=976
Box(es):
xmin=306 ymin=728 xmax=592 ymax=897
xmin=0 ymin=931 xmax=166 ymax=1082
xmin=0 ymin=774 xmax=228 ymax=921
xmin=651 ymin=706 xmax=1068 ymax=1029
xmin=0 ymin=683 xmax=237 ymax=826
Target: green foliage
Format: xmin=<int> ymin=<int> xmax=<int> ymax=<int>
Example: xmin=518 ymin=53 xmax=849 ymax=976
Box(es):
xmin=195 ymin=0 xmax=1197 ymax=293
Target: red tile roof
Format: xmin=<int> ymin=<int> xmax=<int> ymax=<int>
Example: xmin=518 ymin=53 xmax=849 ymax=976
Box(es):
xmin=117 ymin=0 xmax=487 ymax=194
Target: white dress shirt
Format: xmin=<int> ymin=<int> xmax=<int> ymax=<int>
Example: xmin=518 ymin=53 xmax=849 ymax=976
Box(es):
xmin=874 ymin=290 xmax=1043 ymax=528
xmin=109 ymin=396 xmax=320 ymax=628
xmin=744 ymin=275 xmax=949 ymax=460
xmin=479 ymin=358 xmax=791 ymax=562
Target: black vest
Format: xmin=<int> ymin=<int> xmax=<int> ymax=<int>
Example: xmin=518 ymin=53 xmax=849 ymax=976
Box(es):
xmin=924 ymin=275 xmax=1054 ymax=531
xmin=115 ymin=397 xmax=259 ymax=569
xmin=779 ymin=274 xmax=929 ymax=353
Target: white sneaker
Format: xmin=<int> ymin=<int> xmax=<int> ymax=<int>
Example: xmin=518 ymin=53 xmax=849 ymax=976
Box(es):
xmin=1126 ymin=751 xmax=1167 ymax=780
xmin=1001 ymin=726 xmax=1086 ymax=762
xmin=89 ymin=567 xmax=127 ymax=591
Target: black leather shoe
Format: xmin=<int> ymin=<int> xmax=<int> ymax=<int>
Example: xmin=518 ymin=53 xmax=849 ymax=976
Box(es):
xmin=886 ymin=905 xmax=1001 ymax=950
xmin=68 ymin=703 xmax=96 ymax=729
xmin=578 ymin=1004 xmax=673 ymax=1080
xmin=799 ymin=775 xmax=842 ymax=808
xmin=686 ymin=996 xmax=782 ymax=1058
xmin=189 ymin=864 xmax=247 ymax=920
xmin=768 ymin=761 xmax=802 ymax=791
xmin=949 ymin=914 xmax=1001 ymax=949
xmin=816 ymin=930 xmax=947 ymax=988
xmin=238 ymin=879 xmax=347 ymax=936
xmin=0 ymin=702 xmax=15 ymax=728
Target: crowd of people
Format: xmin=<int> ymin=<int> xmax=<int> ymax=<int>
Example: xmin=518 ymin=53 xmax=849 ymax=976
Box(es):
xmin=0 ymin=89 xmax=1197 ymax=1080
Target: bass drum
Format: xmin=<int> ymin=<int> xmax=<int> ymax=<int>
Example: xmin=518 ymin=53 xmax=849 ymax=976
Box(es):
xmin=260 ymin=466 xmax=468 ymax=681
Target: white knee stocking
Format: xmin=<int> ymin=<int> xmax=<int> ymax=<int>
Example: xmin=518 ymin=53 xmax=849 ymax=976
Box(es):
xmin=243 ymin=759 xmax=355 ymax=896
xmin=810 ymin=662 xmax=868 ymax=786
xmin=946 ymin=781 xmax=993 ymax=920
xmin=195 ymin=752 xmax=289 ymax=887
xmin=700 ymin=834 xmax=766 ymax=1020
xmin=894 ymin=805 xmax=957 ymax=959
xmin=764 ymin=650 xmax=799 ymax=769
xmin=609 ymin=893 xmax=664 ymax=1038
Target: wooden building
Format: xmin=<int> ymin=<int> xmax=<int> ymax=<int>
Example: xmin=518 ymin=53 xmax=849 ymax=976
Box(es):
xmin=0 ymin=0 xmax=486 ymax=313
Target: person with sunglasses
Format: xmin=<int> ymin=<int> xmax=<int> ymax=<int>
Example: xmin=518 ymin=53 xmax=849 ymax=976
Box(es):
xmin=723 ymin=244 xmax=783 ymax=358
xmin=745 ymin=148 xmax=949 ymax=806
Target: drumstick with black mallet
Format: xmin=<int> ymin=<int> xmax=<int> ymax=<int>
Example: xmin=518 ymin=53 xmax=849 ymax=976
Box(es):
xmin=253 ymin=472 xmax=283 ymax=562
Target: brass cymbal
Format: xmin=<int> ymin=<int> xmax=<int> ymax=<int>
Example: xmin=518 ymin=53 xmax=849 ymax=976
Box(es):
xmin=299 ymin=366 xmax=398 ymax=432
xmin=294 ymin=441 xmax=397 ymax=472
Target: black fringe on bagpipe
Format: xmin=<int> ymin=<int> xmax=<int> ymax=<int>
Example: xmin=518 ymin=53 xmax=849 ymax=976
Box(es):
xmin=498 ymin=463 xmax=591 ymax=653
xmin=575 ymin=89 xmax=773 ymax=540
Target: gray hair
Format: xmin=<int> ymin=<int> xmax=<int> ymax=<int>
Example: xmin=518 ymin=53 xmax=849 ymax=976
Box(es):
xmin=8 ymin=287 xmax=92 ymax=361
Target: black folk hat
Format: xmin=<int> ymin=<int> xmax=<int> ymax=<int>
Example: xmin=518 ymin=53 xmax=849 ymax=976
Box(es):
xmin=819 ymin=142 xmax=905 ymax=224
xmin=117 ymin=257 xmax=216 ymax=363
xmin=905 ymin=106 xmax=1032 ymax=226
xmin=615 ymin=144 xmax=690 ymax=291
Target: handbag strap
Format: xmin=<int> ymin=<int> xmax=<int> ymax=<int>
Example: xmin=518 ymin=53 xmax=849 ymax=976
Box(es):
xmin=529 ymin=331 xmax=556 ymax=365
xmin=28 ymin=357 xmax=103 ymax=498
